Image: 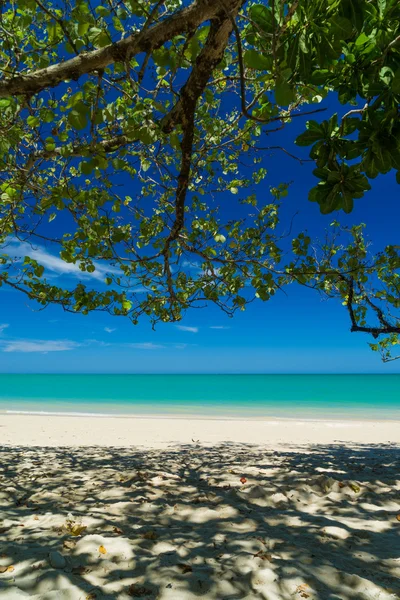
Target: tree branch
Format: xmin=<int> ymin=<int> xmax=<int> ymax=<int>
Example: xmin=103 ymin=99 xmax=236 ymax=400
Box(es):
xmin=0 ymin=0 xmax=228 ymax=98
xmin=160 ymin=3 xmax=242 ymax=133
xmin=345 ymin=276 xmax=400 ymax=337
xmin=161 ymin=13 xmax=239 ymax=299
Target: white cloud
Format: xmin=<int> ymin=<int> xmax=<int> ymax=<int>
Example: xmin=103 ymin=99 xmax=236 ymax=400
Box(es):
xmin=6 ymin=240 xmax=117 ymax=281
xmin=128 ymin=342 xmax=166 ymax=350
xmin=0 ymin=324 xmax=9 ymax=334
xmin=176 ymin=325 xmax=199 ymax=333
xmin=104 ymin=327 xmax=116 ymax=333
xmin=1 ymin=339 xmax=79 ymax=353
xmin=210 ymin=326 xmax=230 ymax=330
xmin=84 ymin=339 xmax=111 ymax=347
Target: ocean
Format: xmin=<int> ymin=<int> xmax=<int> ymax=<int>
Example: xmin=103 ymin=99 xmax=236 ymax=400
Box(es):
xmin=0 ymin=374 xmax=399 ymax=420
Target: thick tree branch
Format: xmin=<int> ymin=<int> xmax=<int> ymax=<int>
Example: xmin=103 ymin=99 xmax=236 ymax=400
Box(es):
xmin=0 ymin=0 xmax=234 ymax=98
xmin=161 ymin=13 xmax=239 ymax=299
xmin=160 ymin=4 xmax=242 ymax=133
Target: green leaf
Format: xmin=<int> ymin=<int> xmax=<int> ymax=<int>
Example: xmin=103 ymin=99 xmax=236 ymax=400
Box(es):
xmin=214 ymin=234 xmax=226 ymax=243
xmin=244 ymin=50 xmax=271 ymax=70
xmin=249 ymin=5 xmax=273 ymax=32
xmin=342 ymin=190 xmax=354 ymax=213
xmin=330 ymin=16 xmax=353 ymax=40
xmin=309 ymin=183 xmax=331 ymax=203
xmin=310 ymin=69 xmax=331 ymax=85
xmin=392 ymin=69 xmax=400 ymax=95
xmin=275 ymin=80 xmax=295 ymax=106
xmin=138 ymin=127 xmax=154 ymax=145
xmin=45 ymin=137 xmax=56 ymax=152
xmin=296 ymin=128 xmax=324 ymax=146
xmin=27 ymin=115 xmax=40 ymax=127
xmin=77 ymin=21 xmax=89 ymax=36
xmin=68 ymin=110 xmax=87 ymax=131
xmin=341 ymin=117 xmax=359 ymax=136
xmin=80 ymin=161 xmax=94 ymax=175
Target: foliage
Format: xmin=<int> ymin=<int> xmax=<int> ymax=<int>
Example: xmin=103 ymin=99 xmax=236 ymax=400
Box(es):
xmin=0 ymin=0 xmax=399 ymax=358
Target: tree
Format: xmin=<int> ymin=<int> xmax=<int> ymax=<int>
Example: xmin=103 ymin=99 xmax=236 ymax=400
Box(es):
xmin=0 ymin=0 xmax=399 ymax=359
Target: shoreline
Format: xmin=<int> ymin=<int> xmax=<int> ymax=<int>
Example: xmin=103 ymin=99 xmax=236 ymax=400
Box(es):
xmin=0 ymin=413 xmax=399 ymax=447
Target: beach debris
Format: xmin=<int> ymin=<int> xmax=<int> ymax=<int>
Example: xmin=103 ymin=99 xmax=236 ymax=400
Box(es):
xmin=349 ymin=482 xmax=361 ymax=493
xmin=396 ymin=514 xmax=400 ymax=522
xmin=69 ymin=523 xmax=87 ymax=536
xmin=142 ymin=530 xmax=157 ymax=541
xmin=0 ymin=565 xmax=13 ymax=574
xmin=317 ymin=475 xmax=340 ymax=493
xmin=49 ymin=550 xmax=66 ymax=569
xmin=253 ymin=550 xmax=273 ymax=561
xmin=98 ymin=545 xmax=107 ymax=555
xmin=86 ymin=593 xmax=97 ymax=600
xmin=296 ymin=583 xmax=311 ymax=598
xmin=63 ymin=539 xmax=76 ymax=550
xmin=113 ymin=526 xmax=123 ymax=535
xmin=128 ymin=583 xmax=152 ymax=597
xmin=191 ymin=438 xmax=200 ymax=443
xmin=72 ymin=565 xmax=91 ymax=575
xmin=64 ymin=514 xmax=87 ymax=536
xmin=240 ymin=477 xmax=247 ymax=484
xmin=178 ymin=563 xmax=193 ymax=574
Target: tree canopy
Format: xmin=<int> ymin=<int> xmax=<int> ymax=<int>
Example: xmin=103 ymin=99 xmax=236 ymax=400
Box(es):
xmin=0 ymin=0 xmax=399 ymax=359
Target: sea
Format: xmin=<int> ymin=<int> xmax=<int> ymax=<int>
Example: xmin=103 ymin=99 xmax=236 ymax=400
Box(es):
xmin=0 ymin=374 xmax=399 ymax=420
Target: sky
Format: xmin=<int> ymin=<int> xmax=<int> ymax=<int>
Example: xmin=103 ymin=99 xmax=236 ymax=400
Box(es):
xmin=0 ymin=92 xmax=399 ymax=374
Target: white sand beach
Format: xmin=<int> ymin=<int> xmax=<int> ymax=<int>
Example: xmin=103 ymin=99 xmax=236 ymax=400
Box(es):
xmin=0 ymin=413 xmax=399 ymax=447
xmin=0 ymin=414 xmax=399 ymax=599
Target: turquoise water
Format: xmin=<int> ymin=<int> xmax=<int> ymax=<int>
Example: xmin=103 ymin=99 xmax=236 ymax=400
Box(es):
xmin=0 ymin=374 xmax=399 ymax=420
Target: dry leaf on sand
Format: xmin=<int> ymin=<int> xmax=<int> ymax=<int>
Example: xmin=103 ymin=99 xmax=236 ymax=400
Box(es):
xmin=72 ymin=566 xmax=91 ymax=575
xmin=178 ymin=563 xmax=193 ymax=574
xmin=128 ymin=583 xmax=152 ymax=597
xmin=296 ymin=583 xmax=311 ymax=598
xmin=142 ymin=530 xmax=157 ymax=540
xmin=98 ymin=545 xmax=107 ymax=554
xmin=70 ymin=524 xmax=87 ymax=536
xmin=254 ymin=551 xmax=273 ymax=561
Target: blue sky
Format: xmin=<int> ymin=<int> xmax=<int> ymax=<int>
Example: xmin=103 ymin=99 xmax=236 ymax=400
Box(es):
xmin=0 ymin=94 xmax=399 ymax=374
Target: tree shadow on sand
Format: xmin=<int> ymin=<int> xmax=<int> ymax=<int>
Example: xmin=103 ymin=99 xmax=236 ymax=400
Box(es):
xmin=0 ymin=442 xmax=399 ymax=599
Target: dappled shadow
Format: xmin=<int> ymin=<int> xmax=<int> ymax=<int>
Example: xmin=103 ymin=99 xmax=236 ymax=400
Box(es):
xmin=0 ymin=442 xmax=399 ymax=599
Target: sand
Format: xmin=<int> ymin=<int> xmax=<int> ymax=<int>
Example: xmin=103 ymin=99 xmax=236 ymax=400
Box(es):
xmin=0 ymin=414 xmax=399 ymax=599
xmin=0 ymin=413 xmax=399 ymax=447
